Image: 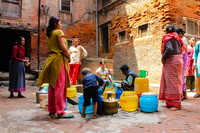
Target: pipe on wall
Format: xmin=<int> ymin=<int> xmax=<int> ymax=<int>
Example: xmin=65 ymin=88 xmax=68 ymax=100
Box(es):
xmin=37 ymin=0 xmax=41 ymax=70
xmin=96 ymin=0 xmax=99 ymax=58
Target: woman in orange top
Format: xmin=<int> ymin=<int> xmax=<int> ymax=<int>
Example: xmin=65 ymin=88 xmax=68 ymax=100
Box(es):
xmin=37 ymin=16 xmax=73 ymax=119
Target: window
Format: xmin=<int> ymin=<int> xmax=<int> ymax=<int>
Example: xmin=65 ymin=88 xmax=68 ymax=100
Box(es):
xmin=118 ymin=31 xmax=126 ymax=43
xmin=1 ymin=0 xmax=21 ymax=17
xmin=102 ymin=0 xmax=111 ymax=7
xmin=101 ymin=25 xmax=109 ymax=53
xmin=138 ymin=24 xmax=148 ymax=38
xmin=134 ymin=22 xmax=153 ymax=39
xmin=187 ymin=20 xmax=198 ymax=35
xmin=2 ymin=0 xmax=20 ymax=3
xmin=61 ymin=0 xmax=70 ymax=12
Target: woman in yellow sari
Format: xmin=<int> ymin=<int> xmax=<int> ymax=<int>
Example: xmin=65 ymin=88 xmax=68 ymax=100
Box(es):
xmin=37 ymin=16 xmax=73 ymax=119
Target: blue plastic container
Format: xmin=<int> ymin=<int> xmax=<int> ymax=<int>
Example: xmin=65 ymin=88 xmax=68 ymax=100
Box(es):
xmin=78 ymin=95 xmax=93 ymax=114
xmin=116 ymin=87 xmax=123 ymax=99
xmin=140 ymin=92 xmax=158 ymax=112
xmin=98 ymin=88 xmax=103 ymax=95
xmin=64 ymin=98 xmax=68 ymax=110
xmin=97 ymin=95 xmax=104 ymax=115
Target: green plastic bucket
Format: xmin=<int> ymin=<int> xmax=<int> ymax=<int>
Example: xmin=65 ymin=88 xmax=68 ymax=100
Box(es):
xmin=139 ymin=70 xmax=148 ymax=78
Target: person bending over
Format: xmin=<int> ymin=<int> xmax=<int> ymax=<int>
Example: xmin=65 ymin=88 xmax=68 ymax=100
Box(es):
xmin=81 ymin=68 xmax=103 ymax=119
xmin=119 ymin=64 xmax=138 ymax=91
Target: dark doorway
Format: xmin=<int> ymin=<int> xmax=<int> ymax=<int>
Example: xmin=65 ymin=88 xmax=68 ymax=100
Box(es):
xmin=101 ymin=25 xmax=109 ymax=53
xmin=0 ymin=28 xmax=31 ymax=72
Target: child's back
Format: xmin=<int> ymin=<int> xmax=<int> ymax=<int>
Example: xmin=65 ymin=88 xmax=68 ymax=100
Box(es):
xmin=82 ymin=73 xmax=103 ymax=89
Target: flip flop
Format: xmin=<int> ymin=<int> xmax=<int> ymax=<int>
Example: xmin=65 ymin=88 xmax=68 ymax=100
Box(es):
xmin=58 ymin=114 xmax=74 ymax=119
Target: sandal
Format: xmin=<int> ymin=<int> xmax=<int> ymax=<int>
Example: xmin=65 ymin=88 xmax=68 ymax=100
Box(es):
xmin=58 ymin=114 xmax=74 ymax=119
xmin=93 ymin=115 xmax=99 ymax=119
xmin=81 ymin=113 xmax=86 ymax=118
xmin=49 ymin=113 xmax=57 ymax=119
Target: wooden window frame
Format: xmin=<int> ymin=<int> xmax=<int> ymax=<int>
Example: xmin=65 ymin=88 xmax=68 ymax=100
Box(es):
xmin=185 ymin=18 xmax=199 ymax=36
xmin=1 ymin=0 xmax=21 ymax=18
xmin=118 ymin=30 xmax=126 ymax=43
xmin=60 ymin=0 xmax=70 ymax=12
xmin=134 ymin=21 xmax=153 ymax=39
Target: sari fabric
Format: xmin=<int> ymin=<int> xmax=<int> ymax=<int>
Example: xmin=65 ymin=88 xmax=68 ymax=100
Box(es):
xmin=9 ymin=45 xmax=26 ymax=92
xmin=160 ymin=33 xmax=183 ymax=108
xmin=159 ymin=55 xmax=183 ymax=100
xmin=37 ymin=30 xmax=70 ymax=88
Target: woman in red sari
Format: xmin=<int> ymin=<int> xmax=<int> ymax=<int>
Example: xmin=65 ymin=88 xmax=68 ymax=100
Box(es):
xmin=9 ymin=36 xmax=29 ymax=98
xmin=159 ymin=25 xmax=184 ymax=111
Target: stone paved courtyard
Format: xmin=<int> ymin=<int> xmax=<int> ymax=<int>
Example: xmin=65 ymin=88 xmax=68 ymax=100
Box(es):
xmin=0 ymin=85 xmax=200 ymax=133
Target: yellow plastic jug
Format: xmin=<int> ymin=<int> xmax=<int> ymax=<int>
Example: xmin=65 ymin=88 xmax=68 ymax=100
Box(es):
xmin=120 ymin=91 xmax=138 ymax=112
xmin=66 ymin=85 xmax=77 ymax=98
xmin=134 ymin=78 xmax=149 ymax=94
xmin=103 ymin=86 xmax=116 ymax=100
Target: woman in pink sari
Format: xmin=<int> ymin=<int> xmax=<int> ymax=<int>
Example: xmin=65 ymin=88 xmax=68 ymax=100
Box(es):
xmin=159 ymin=25 xmax=184 ymax=111
xmin=185 ymin=38 xmax=196 ymax=92
xmin=37 ymin=16 xmax=74 ymax=119
xmin=176 ymin=28 xmax=189 ymax=100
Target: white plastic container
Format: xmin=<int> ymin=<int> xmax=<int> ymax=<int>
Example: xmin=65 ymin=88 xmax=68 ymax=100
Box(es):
xmin=39 ymin=94 xmax=48 ymax=108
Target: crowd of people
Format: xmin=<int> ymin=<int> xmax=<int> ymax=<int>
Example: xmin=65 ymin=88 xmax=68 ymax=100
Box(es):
xmin=160 ymin=25 xmax=199 ymax=111
xmin=8 ymin=16 xmax=200 ymax=118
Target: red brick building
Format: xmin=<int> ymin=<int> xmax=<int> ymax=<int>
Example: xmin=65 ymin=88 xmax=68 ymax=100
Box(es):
xmin=0 ymin=0 xmax=97 ymax=73
xmin=97 ymin=0 xmax=200 ymax=83
xmin=0 ymin=0 xmax=200 ymax=84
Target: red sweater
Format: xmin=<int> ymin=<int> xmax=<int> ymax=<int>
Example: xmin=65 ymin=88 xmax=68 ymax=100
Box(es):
xmin=11 ymin=45 xmax=25 ymax=61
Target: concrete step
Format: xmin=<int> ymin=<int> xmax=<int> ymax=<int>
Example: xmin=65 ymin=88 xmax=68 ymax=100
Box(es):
xmin=0 ymin=72 xmax=35 ymax=80
xmin=0 ymin=80 xmax=35 ymax=87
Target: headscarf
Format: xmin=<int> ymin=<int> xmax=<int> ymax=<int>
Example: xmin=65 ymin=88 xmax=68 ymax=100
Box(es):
xmin=161 ymin=32 xmax=185 ymax=55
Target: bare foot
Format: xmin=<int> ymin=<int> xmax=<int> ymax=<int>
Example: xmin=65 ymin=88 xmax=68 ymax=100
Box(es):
xmin=170 ymin=107 xmax=181 ymax=111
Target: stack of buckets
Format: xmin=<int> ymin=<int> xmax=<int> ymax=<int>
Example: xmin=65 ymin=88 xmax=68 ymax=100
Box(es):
xmin=119 ymin=70 xmax=158 ymax=113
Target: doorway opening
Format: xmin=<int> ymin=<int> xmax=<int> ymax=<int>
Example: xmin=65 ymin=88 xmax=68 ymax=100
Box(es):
xmin=0 ymin=28 xmax=31 ymax=72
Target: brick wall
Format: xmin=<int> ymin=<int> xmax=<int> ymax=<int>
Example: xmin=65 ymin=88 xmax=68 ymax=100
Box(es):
xmin=0 ymin=0 xmax=97 ymax=71
xmin=98 ymin=0 xmax=200 ymax=83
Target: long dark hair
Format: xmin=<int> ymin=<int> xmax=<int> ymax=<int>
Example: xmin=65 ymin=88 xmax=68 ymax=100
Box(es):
xmin=46 ymin=16 xmax=60 ymax=37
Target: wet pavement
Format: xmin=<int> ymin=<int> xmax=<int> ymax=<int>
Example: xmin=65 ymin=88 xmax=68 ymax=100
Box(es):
xmin=0 ymin=85 xmax=200 ymax=133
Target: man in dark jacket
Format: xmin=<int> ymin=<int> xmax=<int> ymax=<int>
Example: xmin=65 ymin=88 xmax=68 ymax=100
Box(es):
xmin=120 ymin=64 xmax=138 ymax=91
